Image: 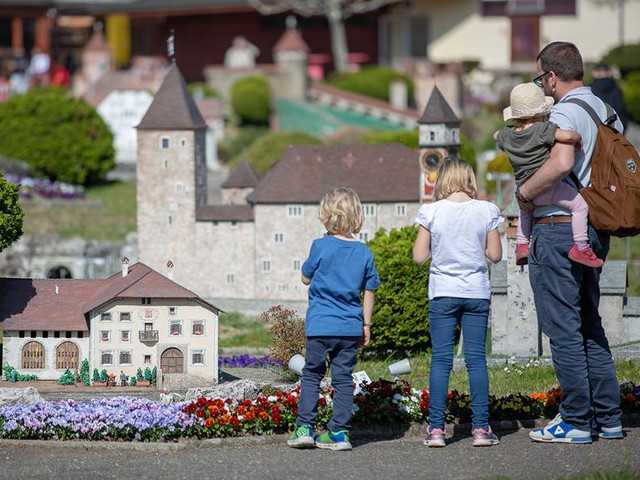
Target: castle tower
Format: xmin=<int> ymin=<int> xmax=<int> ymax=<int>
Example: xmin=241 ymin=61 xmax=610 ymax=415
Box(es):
xmin=136 ymin=63 xmax=207 ymax=277
xmin=273 ymin=16 xmax=310 ymax=101
xmin=417 ymin=86 xmax=461 ymax=203
xmin=81 ymin=24 xmax=114 ymax=87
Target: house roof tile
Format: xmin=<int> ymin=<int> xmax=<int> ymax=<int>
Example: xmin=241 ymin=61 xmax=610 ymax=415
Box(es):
xmin=247 ymin=144 xmax=420 ymax=204
xmin=0 ymin=263 xmax=220 ymax=331
xmin=196 ymin=204 xmax=254 ymax=222
xmin=137 ymin=64 xmax=207 ymax=130
xmin=418 ymin=86 xmax=460 ymax=125
xmin=221 ymin=160 xmax=259 ymax=189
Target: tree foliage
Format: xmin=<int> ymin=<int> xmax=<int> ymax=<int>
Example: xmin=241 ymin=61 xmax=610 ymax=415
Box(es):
xmin=0 ymin=88 xmax=114 ymax=185
xmin=366 ymin=226 xmax=430 ymax=356
xmin=0 ymin=172 xmax=24 ymax=253
xmin=229 ymin=130 xmax=322 ymax=176
xmin=230 ymin=76 xmax=272 ymax=126
xmin=603 ymin=44 xmax=640 ymax=78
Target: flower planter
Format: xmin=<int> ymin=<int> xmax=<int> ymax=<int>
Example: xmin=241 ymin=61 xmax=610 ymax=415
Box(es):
xmin=92 ymin=381 xmax=107 ymax=387
xmin=136 ymin=381 xmax=151 ymax=387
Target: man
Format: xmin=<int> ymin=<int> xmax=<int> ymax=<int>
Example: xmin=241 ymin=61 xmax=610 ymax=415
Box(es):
xmin=516 ymin=42 xmax=623 ymax=444
xmin=591 ymin=62 xmax=630 ymax=132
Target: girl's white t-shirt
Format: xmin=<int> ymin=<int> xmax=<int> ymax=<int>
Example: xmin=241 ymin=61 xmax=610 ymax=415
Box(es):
xmin=415 ymin=199 xmax=502 ymax=300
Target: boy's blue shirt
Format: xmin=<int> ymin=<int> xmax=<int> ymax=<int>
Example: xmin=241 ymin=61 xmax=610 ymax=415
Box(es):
xmin=302 ymin=235 xmax=380 ymax=337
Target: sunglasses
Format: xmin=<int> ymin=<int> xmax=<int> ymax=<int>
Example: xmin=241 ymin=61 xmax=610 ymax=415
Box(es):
xmin=533 ymin=71 xmax=551 ymax=88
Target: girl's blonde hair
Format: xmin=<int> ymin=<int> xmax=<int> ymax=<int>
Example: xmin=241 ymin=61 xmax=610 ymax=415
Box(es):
xmin=319 ymin=186 xmax=364 ymax=236
xmin=434 ymin=158 xmax=478 ymax=200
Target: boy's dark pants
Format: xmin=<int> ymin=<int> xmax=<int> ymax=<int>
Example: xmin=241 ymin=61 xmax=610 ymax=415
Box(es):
xmin=297 ymin=336 xmax=360 ymax=432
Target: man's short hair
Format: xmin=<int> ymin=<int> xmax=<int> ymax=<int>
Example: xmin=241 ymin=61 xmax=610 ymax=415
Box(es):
xmin=537 ymin=41 xmax=584 ymax=82
xmin=593 ymin=62 xmax=611 ymax=72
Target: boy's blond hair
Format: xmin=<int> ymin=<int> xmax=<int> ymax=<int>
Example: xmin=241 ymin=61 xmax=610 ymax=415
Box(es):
xmin=319 ymin=186 xmax=364 ymax=236
xmin=434 ymin=158 xmax=478 ymax=200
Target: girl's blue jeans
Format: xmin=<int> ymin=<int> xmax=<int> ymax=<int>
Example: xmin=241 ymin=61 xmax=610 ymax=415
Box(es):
xmin=296 ymin=336 xmax=360 ymax=432
xmin=428 ymin=297 xmax=490 ymax=430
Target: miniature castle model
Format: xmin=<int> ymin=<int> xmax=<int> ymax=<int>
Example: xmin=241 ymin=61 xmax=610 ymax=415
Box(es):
xmin=135 ymin=59 xmax=459 ymax=312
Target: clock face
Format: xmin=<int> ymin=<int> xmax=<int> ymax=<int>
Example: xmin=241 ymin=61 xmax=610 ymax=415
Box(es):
xmin=420 ymin=148 xmax=446 ymax=203
xmin=421 ymin=149 xmax=444 ymax=172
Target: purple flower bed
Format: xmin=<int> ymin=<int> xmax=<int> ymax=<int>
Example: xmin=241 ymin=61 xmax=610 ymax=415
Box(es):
xmin=4 ymin=174 xmax=85 ymax=200
xmin=0 ymin=397 xmax=194 ymax=441
xmin=218 ymin=354 xmax=282 ymax=369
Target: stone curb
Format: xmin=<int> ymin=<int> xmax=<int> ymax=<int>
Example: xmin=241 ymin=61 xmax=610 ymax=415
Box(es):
xmin=0 ymin=413 xmax=636 ymax=450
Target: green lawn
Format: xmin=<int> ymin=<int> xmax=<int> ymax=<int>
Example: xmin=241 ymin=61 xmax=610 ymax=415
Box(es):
xmin=219 ymin=313 xmax=640 ymax=395
xmin=20 ymin=181 xmax=136 ymax=242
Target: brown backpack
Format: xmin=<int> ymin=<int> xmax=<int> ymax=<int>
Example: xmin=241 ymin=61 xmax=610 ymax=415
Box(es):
xmin=565 ymin=98 xmax=640 ymax=237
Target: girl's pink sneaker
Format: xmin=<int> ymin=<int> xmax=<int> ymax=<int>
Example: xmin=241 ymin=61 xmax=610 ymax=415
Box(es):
xmin=568 ymin=245 xmax=604 ymax=268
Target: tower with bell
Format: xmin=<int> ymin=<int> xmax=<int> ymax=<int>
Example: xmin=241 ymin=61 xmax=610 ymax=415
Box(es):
xmin=417 ymin=87 xmax=461 ymax=203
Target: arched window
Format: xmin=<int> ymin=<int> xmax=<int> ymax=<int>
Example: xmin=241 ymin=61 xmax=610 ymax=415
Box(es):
xmin=22 ymin=341 xmax=45 ymax=369
xmin=56 ymin=341 xmax=79 ymax=369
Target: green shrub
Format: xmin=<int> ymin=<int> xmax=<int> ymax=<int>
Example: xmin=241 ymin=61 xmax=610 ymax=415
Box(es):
xmin=144 ymin=367 xmax=152 ymax=382
xmin=228 ymin=131 xmax=322 ymax=176
xmin=0 ymin=172 xmax=24 ymax=253
xmin=365 ymin=129 xmax=419 ymax=148
xmin=217 ymin=126 xmax=270 ymax=164
xmin=603 ymin=44 xmax=640 ymax=78
xmin=230 ymin=76 xmax=272 ymax=126
xmin=623 ymin=71 xmax=640 ymax=124
xmin=92 ymin=368 xmax=100 ymax=382
xmin=366 ymin=226 xmax=430 ymax=356
xmin=187 ymin=82 xmax=218 ymax=99
xmin=130 ymin=376 xmax=137 ymax=386
xmin=80 ymin=359 xmax=90 ymax=386
xmin=58 ymin=368 xmax=76 ymax=386
xmin=136 ymin=367 xmax=144 ymax=381
xmin=326 ymin=66 xmax=414 ymax=103
xmin=260 ymin=305 xmax=306 ymax=366
xmin=100 ymin=369 xmax=108 ymax=382
xmin=151 ymin=366 xmax=157 ymax=386
xmin=0 ymin=87 xmax=114 ymax=185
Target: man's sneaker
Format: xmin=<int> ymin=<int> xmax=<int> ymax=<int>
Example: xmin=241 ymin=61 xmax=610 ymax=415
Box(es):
xmin=314 ymin=430 xmax=352 ymax=451
xmin=568 ymin=245 xmax=604 ymax=268
xmin=472 ymin=427 xmax=500 ymax=447
xmin=423 ymin=426 xmax=446 ymax=447
xmin=516 ymin=244 xmax=529 ymax=266
xmin=591 ymin=424 xmax=624 ymax=439
xmin=287 ymin=424 xmax=315 ymax=448
xmin=529 ymin=414 xmax=592 ymax=444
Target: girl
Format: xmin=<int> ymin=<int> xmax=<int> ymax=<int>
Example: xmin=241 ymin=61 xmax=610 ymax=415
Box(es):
xmin=412 ymin=158 xmax=503 ymax=448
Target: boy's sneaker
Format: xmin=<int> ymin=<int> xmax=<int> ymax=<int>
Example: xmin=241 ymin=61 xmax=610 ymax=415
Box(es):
xmin=314 ymin=430 xmax=352 ymax=451
xmin=568 ymin=245 xmax=604 ymax=268
xmin=472 ymin=427 xmax=500 ymax=447
xmin=529 ymin=414 xmax=592 ymax=444
xmin=287 ymin=424 xmax=315 ymax=448
xmin=423 ymin=426 xmax=446 ymax=447
xmin=591 ymin=424 xmax=624 ymax=439
xmin=516 ymin=244 xmax=529 ymax=266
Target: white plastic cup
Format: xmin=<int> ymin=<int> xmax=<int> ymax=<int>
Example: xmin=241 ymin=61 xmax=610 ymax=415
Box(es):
xmin=388 ymin=358 xmax=411 ymax=378
xmin=288 ymin=354 xmax=305 ymax=375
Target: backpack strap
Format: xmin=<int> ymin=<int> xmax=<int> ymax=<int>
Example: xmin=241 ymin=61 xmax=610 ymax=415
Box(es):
xmin=561 ymin=98 xmax=617 ymax=189
xmin=564 ymin=97 xmax=617 ymax=126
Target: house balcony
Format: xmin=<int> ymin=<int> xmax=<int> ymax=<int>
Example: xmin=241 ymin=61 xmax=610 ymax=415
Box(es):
xmin=139 ymin=330 xmax=159 ymax=342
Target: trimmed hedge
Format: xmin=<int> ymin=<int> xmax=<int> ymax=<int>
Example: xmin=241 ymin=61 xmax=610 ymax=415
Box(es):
xmin=326 ymin=66 xmax=414 ymax=103
xmin=230 ymin=76 xmax=272 ymax=126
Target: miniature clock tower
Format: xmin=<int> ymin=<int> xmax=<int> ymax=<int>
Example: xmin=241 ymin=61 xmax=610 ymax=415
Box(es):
xmin=417 ymin=86 xmax=461 ymax=203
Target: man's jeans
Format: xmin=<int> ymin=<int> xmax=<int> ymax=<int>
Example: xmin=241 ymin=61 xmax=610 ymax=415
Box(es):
xmin=429 ymin=297 xmax=491 ymax=430
xmin=529 ymin=221 xmax=622 ymax=430
xmin=297 ymin=336 xmax=360 ymax=432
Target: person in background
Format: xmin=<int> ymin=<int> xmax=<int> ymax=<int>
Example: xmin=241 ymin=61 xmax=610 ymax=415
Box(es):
xmin=413 ymin=158 xmax=503 ymax=448
xmin=287 ymin=186 xmax=380 ymax=451
xmin=590 ymin=62 xmax=629 ymax=132
xmin=28 ymin=47 xmax=51 ymax=87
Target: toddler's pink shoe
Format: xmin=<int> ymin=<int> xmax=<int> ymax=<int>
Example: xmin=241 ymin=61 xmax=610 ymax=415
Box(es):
xmin=568 ymin=245 xmax=604 ymax=268
xmin=516 ymin=244 xmax=529 ymax=266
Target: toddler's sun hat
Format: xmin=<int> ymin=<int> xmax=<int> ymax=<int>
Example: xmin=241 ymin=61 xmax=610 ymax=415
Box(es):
xmin=503 ymin=82 xmax=554 ymax=121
